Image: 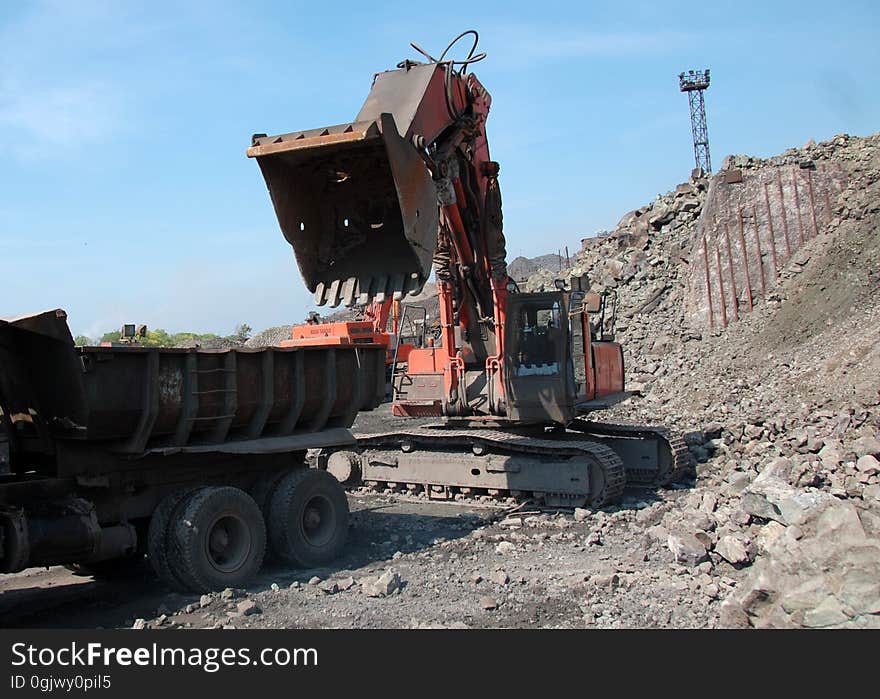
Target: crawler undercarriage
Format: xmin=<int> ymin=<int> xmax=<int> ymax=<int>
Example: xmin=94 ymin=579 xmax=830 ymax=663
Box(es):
xmin=324 ymin=420 xmax=693 ymax=508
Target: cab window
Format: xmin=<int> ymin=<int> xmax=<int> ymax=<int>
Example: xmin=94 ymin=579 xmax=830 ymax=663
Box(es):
xmin=512 ymin=301 xmax=561 ymax=376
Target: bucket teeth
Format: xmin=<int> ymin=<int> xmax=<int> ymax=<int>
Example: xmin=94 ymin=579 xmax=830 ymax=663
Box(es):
xmin=312 ymin=272 xmax=424 ymax=307
xmin=327 ymin=279 xmax=342 ymax=308
xmin=342 ymin=277 xmax=357 ymax=307
xmin=391 ymin=273 xmax=404 ymax=301
xmin=405 ymin=272 xmax=421 ymax=297
xmin=373 ymin=275 xmax=388 ymax=304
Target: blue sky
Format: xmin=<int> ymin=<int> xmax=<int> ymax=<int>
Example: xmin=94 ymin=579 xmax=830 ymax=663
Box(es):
xmin=2 ymin=0 xmax=878 ymax=338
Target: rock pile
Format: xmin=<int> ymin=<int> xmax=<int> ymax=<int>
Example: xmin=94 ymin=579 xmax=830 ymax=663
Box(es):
xmin=245 ymin=325 xmax=294 ymax=348
xmin=522 ymin=131 xmax=880 ymax=628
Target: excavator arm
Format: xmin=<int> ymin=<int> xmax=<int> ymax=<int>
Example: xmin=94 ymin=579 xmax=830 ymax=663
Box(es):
xmin=247 ymin=31 xmax=510 ymax=412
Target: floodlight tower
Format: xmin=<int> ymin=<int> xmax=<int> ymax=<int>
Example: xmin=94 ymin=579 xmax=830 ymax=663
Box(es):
xmin=679 ymin=69 xmax=712 ymax=174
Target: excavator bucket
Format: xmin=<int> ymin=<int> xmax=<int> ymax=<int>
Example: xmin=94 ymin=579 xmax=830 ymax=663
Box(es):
xmin=248 ymin=113 xmax=438 ymax=307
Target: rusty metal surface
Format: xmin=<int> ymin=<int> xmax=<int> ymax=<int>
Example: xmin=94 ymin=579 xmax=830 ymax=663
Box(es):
xmin=0 ymin=309 xmax=86 ymax=456
xmin=0 ymin=310 xmax=386 ymax=456
xmin=76 ymin=344 xmax=385 ymax=452
xmin=146 ymin=427 xmax=356 ymax=456
xmin=0 ymin=309 xmax=74 ymax=344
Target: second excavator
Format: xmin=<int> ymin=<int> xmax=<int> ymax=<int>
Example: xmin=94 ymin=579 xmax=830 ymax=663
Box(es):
xmin=247 ymin=31 xmax=691 ymax=507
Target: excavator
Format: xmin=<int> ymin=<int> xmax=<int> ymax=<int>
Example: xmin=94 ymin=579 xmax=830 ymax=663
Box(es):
xmin=284 ymin=298 xmax=424 ymax=374
xmin=247 ymin=31 xmax=691 ymax=508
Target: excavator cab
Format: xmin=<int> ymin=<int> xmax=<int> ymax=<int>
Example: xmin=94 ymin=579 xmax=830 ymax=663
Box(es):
xmin=503 ymin=292 xmax=575 ymax=424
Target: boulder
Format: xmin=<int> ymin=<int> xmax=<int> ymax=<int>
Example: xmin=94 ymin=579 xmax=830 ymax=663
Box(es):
xmin=362 ymin=570 xmax=402 ymax=598
xmin=740 ymin=476 xmax=835 ymax=526
xmin=235 ymin=600 xmax=261 ymax=616
xmin=714 ymin=535 xmax=752 ymax=566
xmin=856 ymin=454 xmax=880 ymax=475
xmin=852 ymin=436 xmax=880 ymax=458
xmin=667 ymin=533 xmax=709 ymax=566
xmin=802 ymin=596 xmax=850 ymax=628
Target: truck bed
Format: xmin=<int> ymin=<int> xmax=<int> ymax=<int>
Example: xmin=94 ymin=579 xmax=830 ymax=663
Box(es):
xmin=0 ymin=310 xmax=386 ymax=464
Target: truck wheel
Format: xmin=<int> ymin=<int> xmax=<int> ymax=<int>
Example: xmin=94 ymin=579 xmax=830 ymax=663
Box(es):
xmin=250 ymin=470 xmax=288 ymax=519
xmin=148 ymin=488 xmax=200 ymax=591
xmin=268 ymin=469 xmax=349 ymax=567
xmin=168 ymin=486 xmax=266 ymax=592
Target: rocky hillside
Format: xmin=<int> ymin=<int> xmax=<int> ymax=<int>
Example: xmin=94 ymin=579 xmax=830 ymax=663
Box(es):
xmin=523 ymin=132 xmax=880 ymax=628
xmin=508 ymin=254 xmax=566 ymax=282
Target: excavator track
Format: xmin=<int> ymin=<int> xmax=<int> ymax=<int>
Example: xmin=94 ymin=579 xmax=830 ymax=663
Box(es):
xmin=330 ymin=429 xmax=626 ymax=508
xmin=568 ymin=420 xmax=694 ymax=487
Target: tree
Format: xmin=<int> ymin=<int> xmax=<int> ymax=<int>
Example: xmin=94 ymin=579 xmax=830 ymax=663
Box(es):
xmin=100 ymin=331 xmax=122 ymax=344
xmin=142 ymin=329 xmax=172 ymax=347
xmin=233 ymin=323 xmax=252 ymax=341
xmin=74 ymin=335 xmax=92 ymax=346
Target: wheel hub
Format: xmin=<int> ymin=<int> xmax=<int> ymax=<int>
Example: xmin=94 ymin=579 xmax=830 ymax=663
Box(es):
xmin=205 ymin=514 xmax=251 ymax=573
xmin=299 ymin=495 xmax=335 ymax=548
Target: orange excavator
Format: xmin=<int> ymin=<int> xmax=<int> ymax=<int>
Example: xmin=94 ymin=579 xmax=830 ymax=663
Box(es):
xmin=283 ymin=299 xmax=422 ymax=372
xmin=248 ymin=32 xmax=691 ymax=507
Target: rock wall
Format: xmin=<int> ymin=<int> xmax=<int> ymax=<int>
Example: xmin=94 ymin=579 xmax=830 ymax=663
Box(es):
xmin=686 ymin=141 xmax=852 ymax=330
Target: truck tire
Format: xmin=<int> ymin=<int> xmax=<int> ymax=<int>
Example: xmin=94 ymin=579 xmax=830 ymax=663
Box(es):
xmin=250 ymin=470 xmax=288 ymax=519
xmin=148 ymin=488 xmax=200 ymax=592
xmin=267 ymin=469 xmax=349 ymax=567
xmin=168 ymin=486 xmax=266 ymax=592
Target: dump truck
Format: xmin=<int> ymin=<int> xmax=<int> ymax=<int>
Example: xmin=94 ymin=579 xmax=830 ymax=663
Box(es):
xmin=0 ymin=309 xmax=385 ymax=592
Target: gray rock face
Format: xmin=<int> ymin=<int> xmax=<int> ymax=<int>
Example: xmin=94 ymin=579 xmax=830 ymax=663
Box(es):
xmin=741 ymin=475 xmax=836 ymax=526
xmin=318 ymin=580 xmax=339 ymax=595
xmin=722 ymin=501 xmax=880 ymax=628
xmin=489 ymin=570 xmax=509 ymax=586
xmin=853 ymin=437 xmax=880 ymax=458
xmin=857 ymin=454 xmax=880 ymax=475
